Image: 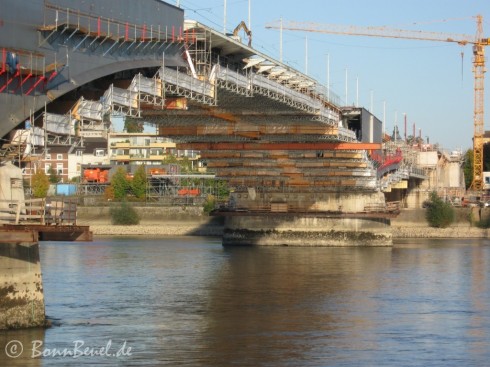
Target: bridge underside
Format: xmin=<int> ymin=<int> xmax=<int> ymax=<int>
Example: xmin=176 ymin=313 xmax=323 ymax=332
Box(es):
xmin=0 ymin=2 xmax=393 ymax=246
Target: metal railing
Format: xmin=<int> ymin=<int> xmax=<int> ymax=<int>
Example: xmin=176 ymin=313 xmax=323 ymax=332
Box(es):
xmin=0 ymin=197 xmax=77 ymax=225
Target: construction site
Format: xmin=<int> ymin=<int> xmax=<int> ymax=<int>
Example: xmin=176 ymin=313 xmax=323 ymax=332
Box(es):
xmin=0 ymin=0 xmax=486 ymax=246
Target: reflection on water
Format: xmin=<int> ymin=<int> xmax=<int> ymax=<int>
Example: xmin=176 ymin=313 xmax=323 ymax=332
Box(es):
xmin=1 ymin=237 xmax=490 ymax=366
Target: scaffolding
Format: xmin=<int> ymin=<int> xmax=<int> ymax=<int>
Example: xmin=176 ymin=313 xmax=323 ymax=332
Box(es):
xmin=4 ymin=15 xmax=389 ymax=213
xmin=103 ymin=84 xmax=140 ymax=118
xmin=131 ymin=73 xmax=164 ymax=108
xmin=184 ymin=26 xmax=212 ymax=78
xmin=146 ymin=174 xmax=221 ymax=204
xmin=39 ymin=4 xmax=188 ymax=54
xmin=158 ymin=66 xmax=216 ymax=105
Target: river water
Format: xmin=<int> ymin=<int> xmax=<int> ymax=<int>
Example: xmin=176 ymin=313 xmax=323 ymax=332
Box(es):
xmin=1 ymin=237 xmax=490 ymax=366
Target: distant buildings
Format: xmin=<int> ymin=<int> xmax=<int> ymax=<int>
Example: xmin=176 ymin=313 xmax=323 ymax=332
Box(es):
xmin=19 ymin=130 xmax=202 ymax=183
xmin=107 ymin=132 xmax=198 ymax=166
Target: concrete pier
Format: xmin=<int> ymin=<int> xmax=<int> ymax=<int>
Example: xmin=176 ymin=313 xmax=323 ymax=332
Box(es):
xmin=0 ymin=229 xmax=46 ymax=329
xmin=223 ymin=215 xmax=392 ymax=247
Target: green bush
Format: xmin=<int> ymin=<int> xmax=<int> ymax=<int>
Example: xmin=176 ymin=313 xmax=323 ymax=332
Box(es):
xmin=475 ymin=217 xmax=490 ymax=229
xmin=425 ymin=191 xmax=454 ymax=228
xmin=110 ymin=201 xmax=140 ymax=225
xmin=203 ymin=194 xmax=216 ymax=214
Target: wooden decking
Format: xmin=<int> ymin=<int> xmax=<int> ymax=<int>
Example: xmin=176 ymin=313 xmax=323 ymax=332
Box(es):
xmin=1 ymin=224 xmax=92 ymax=242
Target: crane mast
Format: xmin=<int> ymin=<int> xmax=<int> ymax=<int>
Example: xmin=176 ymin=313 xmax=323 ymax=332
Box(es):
xmin=472 ymin=15 xmax=486 ymax=191
xmin=266 ymin=16 xmax=489 ymax=190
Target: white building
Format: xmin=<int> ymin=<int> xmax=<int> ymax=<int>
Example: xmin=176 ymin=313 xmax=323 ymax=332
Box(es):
xmin=68 ymin=137 xmax=108 ymax=180
xmin=108 ymin=132 xmax=199 ymax=166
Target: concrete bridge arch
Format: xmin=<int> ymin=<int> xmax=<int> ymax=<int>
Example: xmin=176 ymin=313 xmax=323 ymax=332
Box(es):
xmin=0 ymin=0 xmax=185 ymax=137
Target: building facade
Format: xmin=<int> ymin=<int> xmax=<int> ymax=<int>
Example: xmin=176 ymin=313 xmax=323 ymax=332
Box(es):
xmin=108 ymin=132 xmax=199 ymax=166
xmin=68 ymin=137 xmax=109 ymax=180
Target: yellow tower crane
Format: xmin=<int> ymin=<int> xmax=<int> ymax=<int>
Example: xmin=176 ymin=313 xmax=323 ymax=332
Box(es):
xmin=266 ymin=16 xmax=489 ymax=190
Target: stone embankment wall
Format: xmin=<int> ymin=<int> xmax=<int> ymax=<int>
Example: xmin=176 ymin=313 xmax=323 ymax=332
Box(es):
xmin=391 ymin=207 xmax=490 ymax=238
xmin=77 ymin=206 xmax=224 ymax=236
xmin=79 ymin=205 xmax=490 ymax=239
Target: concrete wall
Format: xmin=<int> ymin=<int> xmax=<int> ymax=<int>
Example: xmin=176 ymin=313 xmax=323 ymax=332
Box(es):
xmin=391 ymin=207 xmax=481 ymax=227
xmin=223 ymin=215 xmax=392 ymax=247
xmin=404 ymin=189 xmax=429 ymax=209
xmin=0 ymin=162 xmax=25 ymax=210
xmin=231 ymin=191 xmax=386 ymax=213
xmin=77 ymin=205 xmax=215 ymax=225
xmin=0 ymin=231 xmax=45 ymax=329
xmin=446 ymin=161 xmax=464 ymax=188
xmin=361 ymin=108 xmax=382 ymax=144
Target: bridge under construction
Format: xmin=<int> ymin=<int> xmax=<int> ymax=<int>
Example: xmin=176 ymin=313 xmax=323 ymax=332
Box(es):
xmin=0 ymin=0 xmax=409 ymax=246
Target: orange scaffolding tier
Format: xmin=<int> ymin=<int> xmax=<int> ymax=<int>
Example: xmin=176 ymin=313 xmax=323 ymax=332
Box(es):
xmin=177 ymin=142 xmax=382 ymax=151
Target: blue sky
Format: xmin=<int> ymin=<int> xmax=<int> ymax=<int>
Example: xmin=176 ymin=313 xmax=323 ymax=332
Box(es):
xmin=172 ymin=0 xmax=489 ymax=151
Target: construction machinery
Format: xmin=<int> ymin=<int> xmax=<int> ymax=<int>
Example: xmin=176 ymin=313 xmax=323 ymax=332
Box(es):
xmin=232 ymin=21 xmax=252 ymax=47
xmin=266 ymin=16 xmax=490 ymax=190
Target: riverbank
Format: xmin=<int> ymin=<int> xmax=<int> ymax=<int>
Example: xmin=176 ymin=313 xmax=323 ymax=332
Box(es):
xmin=80 ymin=206 xmax=490 ymax=239
xmin=392 ymin=207 xmax=490 ymax=238
xmin=89 ymin=223 xmax=490 ymax=239
xmin=91 ymin=223 xmax=224 ymax=237
xmin=392 ymin=226 xmax=490 ymax=238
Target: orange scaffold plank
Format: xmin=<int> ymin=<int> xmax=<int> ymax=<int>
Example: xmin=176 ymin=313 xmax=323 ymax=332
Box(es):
xmin=177 ymin=142 xmax=381 ymax=151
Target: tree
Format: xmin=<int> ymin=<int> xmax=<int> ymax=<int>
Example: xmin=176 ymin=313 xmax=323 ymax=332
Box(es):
xmin=485 ymin=143 xmax=490 ymax=172
xmin=162 ymin=154 xmax=178 ymax=164
xmin=131 ymin=165 xmax=147 ymax=200
xmin=110 ymin=167 xmax=130 ymax=200
xmin=215 ymin=179 xmax=230 ymax=200
xmin=47 ymin=166 xmax=61 ymax=184
xmin=180 ymin=156 xmax=193 ymax=173
xmin=203 ymin=194 xmax=216 ymax=214
xmin=104 ymin=185 xmax=115 ymax=201
xmin=31 ymin=170 xmax=50 ymax=198
xmin=463 ymin=149 xmax=473 ymax=189
xmin=425 ymin=191 xmax=454 ymax=228
xmin=124 ymin=117 xmax=144 ymax=133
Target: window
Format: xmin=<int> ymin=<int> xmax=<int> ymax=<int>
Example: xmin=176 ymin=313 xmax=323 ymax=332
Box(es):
xmin=45 ymin=154 xmax=51 ymax=160
xmin=44 ymin=164 xmax=52 ymax=174
xmin=10 ymin=178 xmax=22 ymax=189
xmin=150 ymin=148 xmax=163 ymax=156
xmin=56 ymin=163 xmax=63 ymax=175
xmin=76 ymin=150 xmax=83 ymax=156
xmin=95 ymin=149 xmax=105 ymax=157
xmin=56 ymin=154 xmax=63 ymax=160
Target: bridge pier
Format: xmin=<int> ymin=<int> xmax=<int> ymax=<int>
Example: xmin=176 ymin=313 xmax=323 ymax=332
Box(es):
xmin=223 ymin=215 xmax=392 ymax=247
xmin=0 ymin=229 xmax=46 ymax=329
